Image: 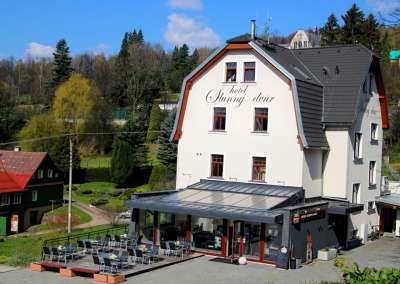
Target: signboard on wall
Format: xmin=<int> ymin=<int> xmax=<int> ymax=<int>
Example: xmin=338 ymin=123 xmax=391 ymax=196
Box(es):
xmin=10 ymin=214 xmax=18 ymax=233
xmin=292 ymin=207 xmax=325 ymax=224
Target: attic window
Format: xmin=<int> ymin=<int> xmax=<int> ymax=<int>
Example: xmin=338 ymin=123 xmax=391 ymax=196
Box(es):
xmin=335 ymin=65 xmax=340 ymax=75
xmin=322 ymin=66 xmax=330 ymax=77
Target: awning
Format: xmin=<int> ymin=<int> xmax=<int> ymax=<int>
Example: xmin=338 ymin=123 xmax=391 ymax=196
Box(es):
xmin=125 ymin=180 xmax=304 ymax=224
xmin=376 ymin=193 xmax=400 ymax=208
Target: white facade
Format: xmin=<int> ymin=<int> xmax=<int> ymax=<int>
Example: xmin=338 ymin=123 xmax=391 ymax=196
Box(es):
xmin=174 ymin=45 xmax=383 ymax=243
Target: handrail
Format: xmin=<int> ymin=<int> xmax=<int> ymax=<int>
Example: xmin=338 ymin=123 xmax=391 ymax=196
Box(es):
xmin=41 ymin=224 xmax=129 ymax=259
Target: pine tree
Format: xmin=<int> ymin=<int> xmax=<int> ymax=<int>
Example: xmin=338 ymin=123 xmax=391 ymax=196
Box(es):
xmin=157 ymin=109 xmax=177 ymax=172
xmin=110 ymin=138 xmax=135 ymax=185
xmin=341 ymin=4 xmax=365 ymax=44
xmin=321 ymin=14 xmax=341 ymax=46
xmin=363 ymin=14 xmax=381 ymax=51
xmin=52 ymin=39 xmax=73 ymax=88
xmin=146 ymin=103 xmax=162 ymax=142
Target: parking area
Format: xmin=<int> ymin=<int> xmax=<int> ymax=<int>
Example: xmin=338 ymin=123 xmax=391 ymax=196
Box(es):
xmin=1 ymin=237 xmax=399 ymax=284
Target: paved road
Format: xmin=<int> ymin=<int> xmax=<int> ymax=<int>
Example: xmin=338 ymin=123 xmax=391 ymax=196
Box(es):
xmin=1 ymin=237 xmax=399 ymax=284
xmin=73 ymin=202 xmax=109 ymax=229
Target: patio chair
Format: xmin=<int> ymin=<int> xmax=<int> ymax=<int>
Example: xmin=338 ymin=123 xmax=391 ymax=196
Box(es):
xmin=84 ymin=241 xmax=94 ymax=254
xmin=160 ymin=241 xmax=170 ymax=256
xmin=118 ymin=250 xmax=130 ymax=269
xmin=93 ymin=255 xmax=105 ymax=272
xmin=127 ymin=248 xmax=136 ymax=264
xmin=103 ymin=257 xmax=119 ymax=274
xmin=135 ymin=249 xmax=151 ymax=264
xmin=151 ymin=245 xmax=160 ymax=262
xmin=77 ymin=240 xmax=86 ymax=255
xmin=168 ymin=242 xmax=184 ymax=259
xmin=51 ymin=247 xmax=67 ymax=263
xmin=42 ymin=246 xmax=52 ymax=261
xmin=114 ymin=235 xmax=121 ymax=248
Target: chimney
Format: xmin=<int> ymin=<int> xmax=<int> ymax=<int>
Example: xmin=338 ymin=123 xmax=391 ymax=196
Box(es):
xmin=14 ymin=146 xmax=21 ymax=152
xmin=250 ymin=20 xmax=256 ymax=40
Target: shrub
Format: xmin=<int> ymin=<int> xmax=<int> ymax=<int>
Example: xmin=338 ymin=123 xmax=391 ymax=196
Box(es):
xmin=79 ymin=188 xmax=93 ymax=195
xmin=334 ymin=256 xmax=346 ymax=269
xmin=342 ymin=263 xmax=400 ymax=283
xmin=0 ymin=255 xmax=10 ymax=264
xmin=148 ymin=164 xmax=167 ymax=190
xmin=89 ymin=198 xmax=109 ymax=206
xmin=146 ymin=103 xmax=162 ymax=143
xmin=110 ymin=190 xmax=123 ymax=197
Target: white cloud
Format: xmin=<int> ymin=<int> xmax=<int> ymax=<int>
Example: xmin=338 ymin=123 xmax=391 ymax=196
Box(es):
xmin=165 ymin=13 xmax=221 ymax=48
xmin=368 ymin=0 xmax=400 ymax=13
xmin=168 ymin=0 xmax=202 ymax=10
xmin=92 ymin=43 xmax=108 ymax=55
xmin=25 ymin=42 xmax=54 ymax=59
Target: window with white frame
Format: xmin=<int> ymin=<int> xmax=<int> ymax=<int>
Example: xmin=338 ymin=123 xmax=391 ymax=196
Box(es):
xmin=369 ymin=161 xmax=376 ymax=186
xmin=352 ymin=183 xmax=360 ymax=204
xmin=210 ymin=154 xmax=224 ymax=178
xmin=252 ymin=157 xmax=266 ymax=182
xmin=244 ymin=62 xmax=256 ymax=82
xmin=371 ymin=123 xmax=378 ymax=142
xmin=225 ymin=62 xmax=237 ymax=82
xmin=0 ymin=194 xmax=10 ymax=206
xmin=37 ymin=169 xmax=44 ymax=179
xmin=48 ymin=169 xmax=53 ymax=178
xmin=354 ymin=133 xmax=362 ymax=159
xmin=32 ymin=190 xmax=38 ymax=202
xmin=13 ymin=193 xmax=22 ymax=204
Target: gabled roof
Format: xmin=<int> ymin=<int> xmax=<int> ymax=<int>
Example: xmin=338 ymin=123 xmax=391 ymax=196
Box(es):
xmin=0 ymin=150 xmax=47 ymax=193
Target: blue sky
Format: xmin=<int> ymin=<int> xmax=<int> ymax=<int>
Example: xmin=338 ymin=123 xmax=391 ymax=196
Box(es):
xmin=0 ymin=0 xmax=397 ymax=58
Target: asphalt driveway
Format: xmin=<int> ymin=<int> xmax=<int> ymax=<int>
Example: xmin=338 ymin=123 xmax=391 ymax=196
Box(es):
xmin=1 ymin=236 xmax=399 ymax=284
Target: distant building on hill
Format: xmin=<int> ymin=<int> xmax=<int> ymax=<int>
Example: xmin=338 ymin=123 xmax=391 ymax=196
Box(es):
xmin=288 ymin=29 xmax=321 ymax=49
xmin=0 ymin=149 xmax=64 ymax=235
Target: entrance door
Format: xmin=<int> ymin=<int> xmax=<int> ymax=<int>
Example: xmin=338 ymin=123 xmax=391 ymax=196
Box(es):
xmin=328 ymin=214 xmax=348 ymax=247
xmin=29 ymin=211 xmax=38 ymax=226
xmin=382 ymin=207 xmax=396 ymax=233
xmin=0 ymin=216 xmax=7 ymax=236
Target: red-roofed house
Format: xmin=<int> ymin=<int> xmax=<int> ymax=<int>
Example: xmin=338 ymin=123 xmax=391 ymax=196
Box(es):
xmin=0 ymin=150 xmax=64 ymax=235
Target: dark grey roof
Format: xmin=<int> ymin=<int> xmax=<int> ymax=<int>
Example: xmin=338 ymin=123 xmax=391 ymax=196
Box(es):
xmin=126 ymin=187 xmax=286 ymax=223
xmin=227 ymin=33 xmax=253 ymax=43
xmin=189 ymin=179 xmax=303 ymax=197
xmin=292 ymin=45 xmax=373 ymax=124
xmin=253 ymin=41 xmax=328 ymax=148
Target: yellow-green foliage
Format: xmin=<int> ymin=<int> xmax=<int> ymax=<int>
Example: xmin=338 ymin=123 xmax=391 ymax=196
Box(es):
xmin=53 ymin=73 xmax=101 ymax=133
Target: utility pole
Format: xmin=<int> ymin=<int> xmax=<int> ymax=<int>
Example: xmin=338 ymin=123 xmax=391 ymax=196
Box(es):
xmin=67 ymin=135 xmax=73 ymax=234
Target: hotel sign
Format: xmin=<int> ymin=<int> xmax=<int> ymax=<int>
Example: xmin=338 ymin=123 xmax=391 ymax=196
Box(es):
xmin=205 ymin=85 xmax=275 ymax=107
xmin=292 ymin=207 xmax=325 ymax=224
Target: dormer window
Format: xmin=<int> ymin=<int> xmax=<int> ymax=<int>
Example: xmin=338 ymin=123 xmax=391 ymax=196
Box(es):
xmin=225 ymin=62 xmax=237 ymax=82
xmin=244 ymin=62 xmax=256 ymax=82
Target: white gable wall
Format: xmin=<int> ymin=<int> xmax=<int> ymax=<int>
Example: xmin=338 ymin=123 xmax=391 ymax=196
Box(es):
xmin=176 ymin=49 xmax=306 ymax=190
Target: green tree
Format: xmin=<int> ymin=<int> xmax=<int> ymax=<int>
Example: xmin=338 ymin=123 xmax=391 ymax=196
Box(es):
xmin=52 ymin=39 xmax=73 ymax=89
xmin=110 ymin=138 xmax=135 ymax=185
xmin=321 ymin=13 xmax=341 ymax=46
xmin=341 ymin=4 xmax=365 ymax=44
xmin=53 ymin=74 xmax=102 ymax=135
xmin=165 ymin=44 xmax=192 ymax=93
xmin=146 ymin=103 xmax=162 ymax=142
xmin=363 ymin=14 xmax=382 ymax=52
xmin=157 ymin=109 xmax=177 ymax=172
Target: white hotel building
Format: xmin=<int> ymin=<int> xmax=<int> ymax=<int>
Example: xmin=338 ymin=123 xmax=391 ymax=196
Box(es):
xmin=127 ymin=22 xmax=390 ymax=267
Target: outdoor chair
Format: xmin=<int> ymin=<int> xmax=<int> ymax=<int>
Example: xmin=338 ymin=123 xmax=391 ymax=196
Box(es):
xmin=114 ymin=235 xmax=121 ymax=248
xmin=151 ymin=245 xmax=160 ymax=262
xmin=127 ymin=248 xmax=136 ymax=264
xmin=103 ymin=257 xmax=119 ymax=274
xmin=42 ymin=246 xmax=52 ymax=261
xmin=118 ymin=250 xmax=130 ymax=269
xmin=135 ymin=249 xmax=151 ymax=264
xmin=160 ymin=241 xmax=170 ymax=256
xmin=93 ymin=255 xmax=105 ymax=272
xmin=51 ymin=247 xmax=67 ymax=263
xmin=168 ymin=242 xmax=184 ymax=259
xmin=77 ymin=240 xmax=86 ymax=255
xmin=84 ymin=241 xmax=94 ymax=254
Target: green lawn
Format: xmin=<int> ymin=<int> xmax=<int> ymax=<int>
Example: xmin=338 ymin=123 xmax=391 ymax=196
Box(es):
xmin=0 ymin=225 xmax=119 ymax=266
xmin=28 ymin=205 xmax=92 ymax=232
xmin=70 ymin=182 xmax=125 ymax=207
